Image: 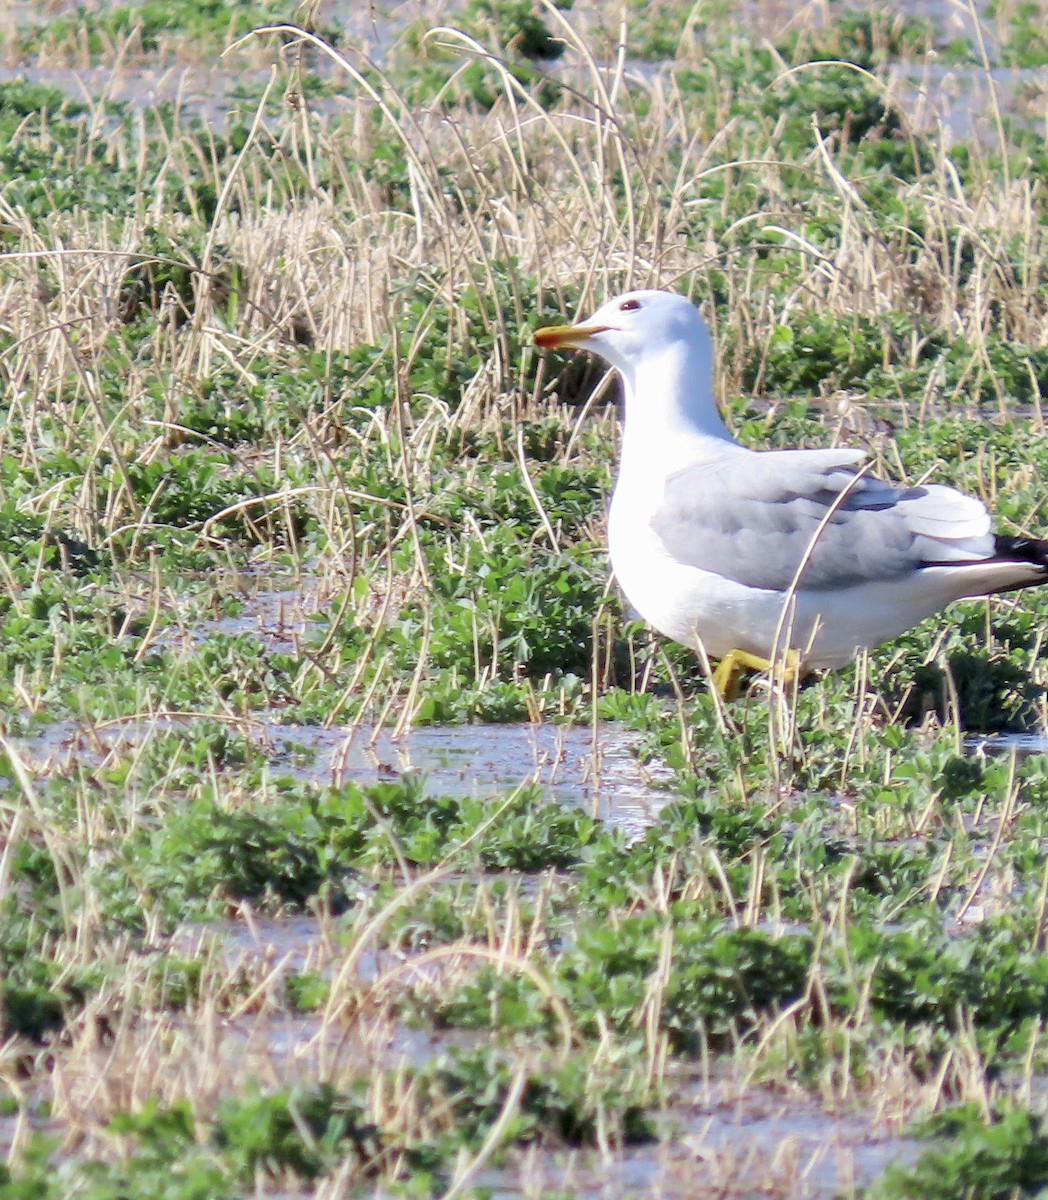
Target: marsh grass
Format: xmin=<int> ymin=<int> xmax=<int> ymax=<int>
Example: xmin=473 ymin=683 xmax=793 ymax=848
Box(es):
xmin=3 ymin=0 xmax=1048 ymax=1195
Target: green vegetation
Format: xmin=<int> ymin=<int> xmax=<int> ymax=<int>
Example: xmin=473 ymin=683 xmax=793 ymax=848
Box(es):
xmin=6 ymin=0 xmax=341 ymax=61
xmin=869 ymin=1105 xmax=1048 ymax=1198
xmin=2 ymin=0 xmax=1048 ymax=1195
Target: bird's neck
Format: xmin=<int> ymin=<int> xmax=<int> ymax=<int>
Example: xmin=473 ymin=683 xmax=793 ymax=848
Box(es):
xmin=617 ymin=343 xmax=734 ymax=479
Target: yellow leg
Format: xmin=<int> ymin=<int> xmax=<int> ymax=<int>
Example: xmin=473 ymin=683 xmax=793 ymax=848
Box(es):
xmin=711 ymin=648 xmax=802 ymax=700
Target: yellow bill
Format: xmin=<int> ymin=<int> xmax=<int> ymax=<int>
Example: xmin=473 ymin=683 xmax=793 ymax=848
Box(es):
xmin=533 ymin=322 xmax=611 ymax=349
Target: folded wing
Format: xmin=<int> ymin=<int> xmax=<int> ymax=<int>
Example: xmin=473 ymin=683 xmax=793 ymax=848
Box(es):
xmin=651 ymin=448 xmax=994 ymax=592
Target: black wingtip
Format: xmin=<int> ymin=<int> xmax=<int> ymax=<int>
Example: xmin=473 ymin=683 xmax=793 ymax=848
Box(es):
xmin=994 ymin=535 xmax=1048 ymax=569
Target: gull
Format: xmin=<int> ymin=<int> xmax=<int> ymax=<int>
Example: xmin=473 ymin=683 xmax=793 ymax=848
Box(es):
xmin=535 ymin=289 xmax=1048 ymax=697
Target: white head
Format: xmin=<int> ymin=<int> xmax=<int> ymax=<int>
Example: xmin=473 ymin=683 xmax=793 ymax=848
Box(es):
xmin=534 ymin=288 xmax=727 ymax=445
xmin=534 ymin=289 xmax=712 ymax=379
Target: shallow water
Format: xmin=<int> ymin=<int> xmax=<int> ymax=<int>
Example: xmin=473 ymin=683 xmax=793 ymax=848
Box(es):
xmin=166 ymin=913 xmax=927 ymax=1199
xmin=893 ymin=60 xmax=1047 ymax=140
xmin=14 ymin=714 xmax=674 ymax=838
xmin=153 ymin=575 xmax=320 ymax=657
xmin=166 ymin=913 xmax=487 ymax=1077
xmin=456 ymin=1087 xmax=923 ymax=1200
xmin=967 ymin=730 xmax=1048 ymax=757
xmin=3 ymin=0 xmax=1041 ymax=151
xmin=300 ymin=721 xmax=675 ymax=837
xmin=170 ymin=913 xmax=479 ymax=986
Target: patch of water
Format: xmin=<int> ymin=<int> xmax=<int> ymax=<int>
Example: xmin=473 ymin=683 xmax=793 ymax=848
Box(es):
xmin=161 ymin=913 xmax=928 ymax=1198
xmin=967 ymin=730 xmax=1048 ymax=756
xmin=170 ymin=914 xmax=339 ymax=975
xmin=470 ymin=1088 xmax=924 ymax=1199
xmin=14 ymin=716 xmax=674 ymax=838
xmin=170 ymin=913 xmax=472 ymax=986
xmin=165 ymin=915 xmax=499 ymax=1074
xmin=179 ymin=1006 xmax=479 ymax=1075
xmin=3 ymin=0 xmax=1039 ymax=150
xmin=0 ymin=0 xmax=440 ymax=117
xmin=140 ymin=902 xmax=936 ymax=1198
xmin=281 ymin=721 xmax=674 ymax=836
xmin=153 ymin=575 xmax=325 ymax=657
xmin=893 ymin=60 xmax=1047 ymax=140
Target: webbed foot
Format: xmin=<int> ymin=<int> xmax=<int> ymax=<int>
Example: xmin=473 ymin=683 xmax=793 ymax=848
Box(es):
xmin=711 ymin=648 xmax=801 ymax=700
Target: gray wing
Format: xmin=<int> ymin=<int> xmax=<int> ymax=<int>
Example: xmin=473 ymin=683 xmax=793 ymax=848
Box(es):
xmin=651 ymin=448 xmax=994 ymax=591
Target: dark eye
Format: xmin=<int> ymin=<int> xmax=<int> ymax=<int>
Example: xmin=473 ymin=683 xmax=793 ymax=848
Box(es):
xmin=619 ymin=298 xmax=641 ymax=312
